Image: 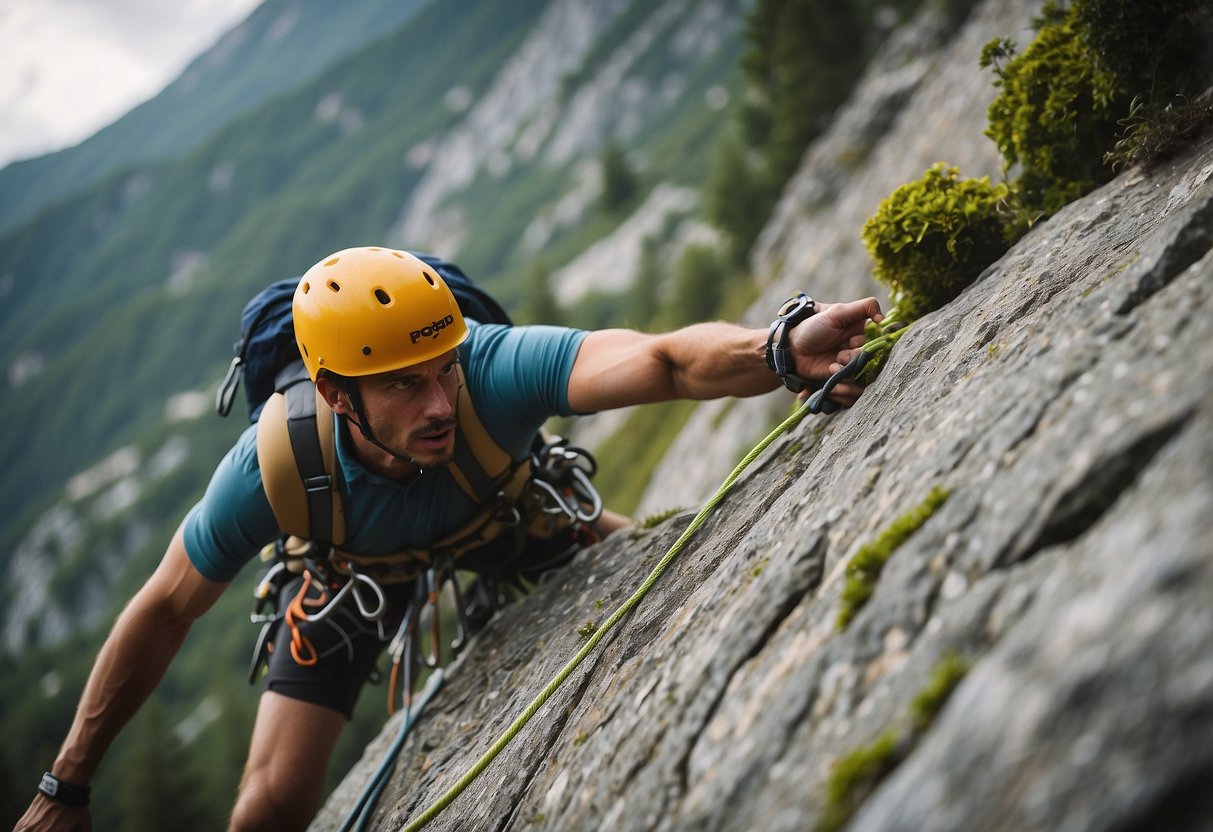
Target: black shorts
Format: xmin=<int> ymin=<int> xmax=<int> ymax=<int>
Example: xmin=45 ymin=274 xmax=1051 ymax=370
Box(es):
xmin=261 ymin=526 xmax=591 ymax=718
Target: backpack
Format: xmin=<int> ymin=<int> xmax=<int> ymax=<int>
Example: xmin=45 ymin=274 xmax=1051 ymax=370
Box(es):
xmin=214 ymin=252 xmax=575 ymax=581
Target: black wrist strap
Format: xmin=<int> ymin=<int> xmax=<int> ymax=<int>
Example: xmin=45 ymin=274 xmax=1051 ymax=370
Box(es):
xmin=765 ymin=292 xmax=818 ymax=393
xmin=39 ymin=772 xmax=91 ymax=807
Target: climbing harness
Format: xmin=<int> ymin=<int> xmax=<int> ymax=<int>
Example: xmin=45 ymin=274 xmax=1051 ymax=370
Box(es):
xmin=245 ymin=432 xmax=606 ymax=714
xmin=396 ymin=398 xmax=817 ymax=832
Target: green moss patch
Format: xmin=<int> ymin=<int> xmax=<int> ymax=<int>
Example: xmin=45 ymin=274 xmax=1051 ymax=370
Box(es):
xmin=837 ymin=487 xmax=950 ymax=630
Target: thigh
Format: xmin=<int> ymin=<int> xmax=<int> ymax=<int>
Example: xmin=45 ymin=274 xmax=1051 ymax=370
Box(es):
xmin=232 ymin=691 xmax=346 ymax=831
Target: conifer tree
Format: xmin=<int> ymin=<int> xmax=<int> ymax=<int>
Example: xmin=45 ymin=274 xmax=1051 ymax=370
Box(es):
xmin=518 ymin=258 xmax=563 ymax=326
xmin=116 ymin=697 xmax=211 ymax=832
xmin=626 ymin=236 xmax=662 ymax=330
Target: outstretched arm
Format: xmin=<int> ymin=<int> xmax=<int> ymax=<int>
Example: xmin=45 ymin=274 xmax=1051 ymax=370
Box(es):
xmin=566 ymin=297 xmax=883 ymax=413
xmin=16 ymin=527 xmax=229 ymax=831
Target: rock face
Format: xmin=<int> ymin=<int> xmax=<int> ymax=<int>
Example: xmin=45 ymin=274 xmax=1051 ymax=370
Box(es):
xmin=311 ymin=127 xmax=1213 ymax=832
xmin=312 ymin=0 xmax=1213 ymax=827
xmin=638 ymin=0 xmax=1040 ymax=516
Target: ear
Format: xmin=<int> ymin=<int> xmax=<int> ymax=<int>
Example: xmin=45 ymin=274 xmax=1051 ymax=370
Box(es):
xmin=316 ymin=377 xmax=351 ymax=414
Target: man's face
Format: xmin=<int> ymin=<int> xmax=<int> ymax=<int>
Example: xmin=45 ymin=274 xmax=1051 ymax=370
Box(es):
xmin=357 ymin=350 xmax=461 ymax=468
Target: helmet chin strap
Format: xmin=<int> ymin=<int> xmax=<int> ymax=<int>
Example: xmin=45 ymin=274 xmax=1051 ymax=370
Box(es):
xmin=338 ymin=379 xmax=428 ymax=471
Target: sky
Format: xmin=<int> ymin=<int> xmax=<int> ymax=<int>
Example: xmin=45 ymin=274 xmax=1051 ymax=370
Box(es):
xmin=0 ymin=0 xmax=262 ymax=168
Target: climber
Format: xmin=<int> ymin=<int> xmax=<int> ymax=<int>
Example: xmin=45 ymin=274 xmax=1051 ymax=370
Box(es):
xmin=16 ymin=246 xmax=881 ymax=832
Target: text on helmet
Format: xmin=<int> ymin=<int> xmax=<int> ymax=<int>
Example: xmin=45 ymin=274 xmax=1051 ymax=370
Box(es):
xmin=410 ymin=315 xmax=456 ymax=343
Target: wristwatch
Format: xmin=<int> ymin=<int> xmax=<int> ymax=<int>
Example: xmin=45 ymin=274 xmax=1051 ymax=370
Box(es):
xmin=765 ymin=292 xmax=817 ymax=393
xmin=38 ymin=772 xmax=91 ymax=807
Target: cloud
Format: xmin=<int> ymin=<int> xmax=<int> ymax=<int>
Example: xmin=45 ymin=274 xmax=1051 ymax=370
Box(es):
xmin=0 ymin=0 xmax=260 ymax=166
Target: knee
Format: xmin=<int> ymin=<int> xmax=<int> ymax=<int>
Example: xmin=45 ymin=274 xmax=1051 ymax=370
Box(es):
xmin=229 ymin=767 xmax=321 ymax=832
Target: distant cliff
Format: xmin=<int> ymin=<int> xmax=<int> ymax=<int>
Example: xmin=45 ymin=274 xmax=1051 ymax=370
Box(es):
xmin=313 ymin=0 xmax=1213 ymax=827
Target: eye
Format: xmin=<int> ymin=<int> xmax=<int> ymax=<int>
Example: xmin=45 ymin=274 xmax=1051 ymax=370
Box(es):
xmin=391 ymin=378 xmax=415 ymax=391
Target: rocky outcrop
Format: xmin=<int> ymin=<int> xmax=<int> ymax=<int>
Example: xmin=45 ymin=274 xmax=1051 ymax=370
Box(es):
xmin=390 ymin=0 xmax=743 ymax=258
xmin=312 ymin=78 xmax=1213 ymax=832
xmin=638 ymin=0 xmax=1040 ymax=516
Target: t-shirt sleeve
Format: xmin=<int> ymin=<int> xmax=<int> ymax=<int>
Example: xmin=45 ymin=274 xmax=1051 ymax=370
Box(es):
xmin=463 ymin=322 xmax=588 ymax=455
xmin=182 ymin=426 xmax=280 ymax=583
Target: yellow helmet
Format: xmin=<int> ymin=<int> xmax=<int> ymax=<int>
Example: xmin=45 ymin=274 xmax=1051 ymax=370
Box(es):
xmin=293 ymin=246 xmax=468 ymax=380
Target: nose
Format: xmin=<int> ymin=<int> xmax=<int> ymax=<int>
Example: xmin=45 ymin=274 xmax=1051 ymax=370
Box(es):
xmin=418 ymin=376 xmax=455 ymax=421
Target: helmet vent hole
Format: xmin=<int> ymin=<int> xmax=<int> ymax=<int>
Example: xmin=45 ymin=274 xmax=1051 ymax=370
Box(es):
xmin=423 ymin=271 xmax=436 ymax=287
xmin=325 ymin=258 xmax=340 ymax=266
xmin=301 ymin=344 xmax=309 ymax=357
xmin=374 ymin=288 xmax=392 ymax=305
xmin=391 ymin=251 xmax=404 ymax=258
xmin=362 ymin=346 xmax=372 ymax=356
xmin=327 ymin=280 xmax=341 ymax=292
xmin=300 ymin=281 xmax=310 ymax=294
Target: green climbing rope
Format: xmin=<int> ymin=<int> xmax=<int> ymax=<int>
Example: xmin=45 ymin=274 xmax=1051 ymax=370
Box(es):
xmin=400 ymin=399 xmax=815 ymax=832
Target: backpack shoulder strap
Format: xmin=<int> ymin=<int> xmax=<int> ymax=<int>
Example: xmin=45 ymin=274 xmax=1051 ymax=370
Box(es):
xmin=256 ymin=361 xmax=345 ymax=548
xmin=449 ymin=365 xmax=521 ymax=504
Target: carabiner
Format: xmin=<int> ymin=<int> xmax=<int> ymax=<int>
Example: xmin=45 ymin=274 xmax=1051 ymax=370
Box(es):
xmin=530 ymin=477 xmax=579 ymax=521
xmin=569 ymin=468 xmax=603 ymax=523
xmin=349 ymin=570 xmax=388 ymax=622
xmin=807 ymin=350 xmax=872 ymax=414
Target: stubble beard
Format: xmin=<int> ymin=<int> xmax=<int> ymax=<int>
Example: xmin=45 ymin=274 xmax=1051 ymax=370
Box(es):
xmin=383 ymin=416 xmax=458 ymax=470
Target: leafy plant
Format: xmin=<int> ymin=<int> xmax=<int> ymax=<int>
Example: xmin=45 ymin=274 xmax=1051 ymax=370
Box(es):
xmin=983 ymin=10 xmax=1120 ymax=215
xmin=861 ymin=164 xmax=1014 ymax=322
xmin=1105 ymin=93 xmax=1213 ymax=171
xmin=983 ymin=0 xmax=1212 ymax=215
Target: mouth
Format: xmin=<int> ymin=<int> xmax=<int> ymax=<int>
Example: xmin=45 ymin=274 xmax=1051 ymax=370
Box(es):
xmin=415 ymin=426 xmax=454 ymax=451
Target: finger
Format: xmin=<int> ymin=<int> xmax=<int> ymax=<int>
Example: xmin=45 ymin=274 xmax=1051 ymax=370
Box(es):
xmin=828 ymin=297 xmax=883 ymax=327
xmin=835 ymin=348 xmax=862 ymax=366
xmin=827 ymin=391 xmax=859 ymax=408
xmin=848 ymin=333 xmax=868 ymax=349
xmin=830 ymin=382 xmax=864 ymax=401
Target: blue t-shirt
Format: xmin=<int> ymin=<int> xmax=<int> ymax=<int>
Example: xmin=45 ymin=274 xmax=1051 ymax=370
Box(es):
xmin=183 ymin=321 xmax=588 ymax=583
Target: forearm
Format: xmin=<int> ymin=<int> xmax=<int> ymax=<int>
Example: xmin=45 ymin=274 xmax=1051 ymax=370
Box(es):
xmin=651 ymin=322 xmax=780 ymax=400
xmin=567 ymin=323 xmax=781 ymax=412
xmin=566 ymin=297 xmax=883 ymax=414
